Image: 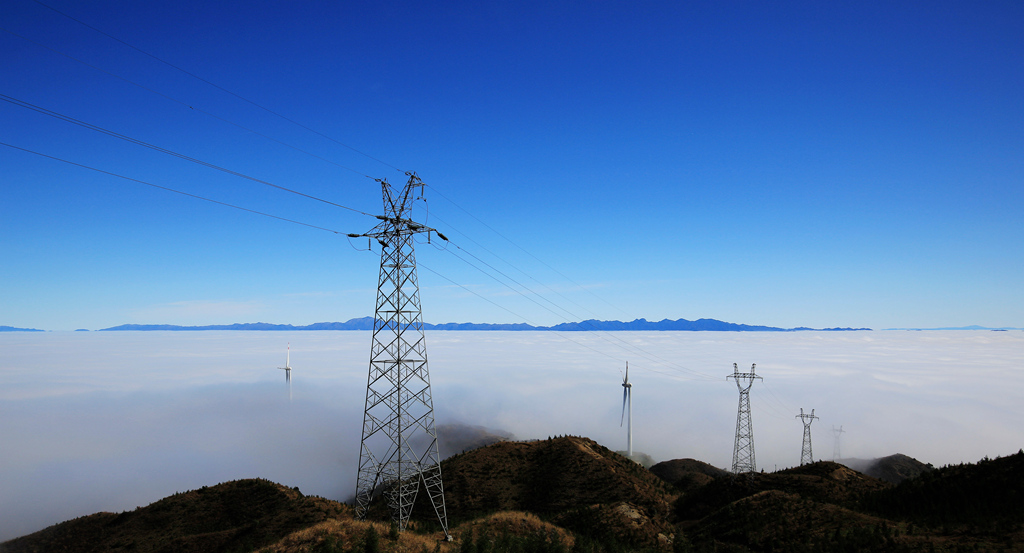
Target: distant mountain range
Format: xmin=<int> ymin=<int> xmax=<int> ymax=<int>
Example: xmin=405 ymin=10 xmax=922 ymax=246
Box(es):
xmin=0 ymin=325 xmax=44 ymax=332
xmin=10 ymin=319 xmax=1020 ymax=332
xmin=883 ymin=325 xmax=1023 ymax=330
xmin=97 ymin=317 xmax=872 ymax=332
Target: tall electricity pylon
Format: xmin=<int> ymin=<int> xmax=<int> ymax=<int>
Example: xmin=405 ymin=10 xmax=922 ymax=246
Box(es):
xmin=349 ymin=173 xmax=451 ymax=538
xmin=796 ymin=408 xmax=819 ymax=466
xmin=832 ymin=425 xmax=845 ymax=461
xmin=727 ymin=363 xmax=761 ymax=474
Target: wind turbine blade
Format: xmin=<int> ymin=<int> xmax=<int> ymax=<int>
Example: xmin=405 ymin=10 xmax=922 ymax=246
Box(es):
xmin=625 ymin=362 xmax=629 ymax=383
xmin=621 ymin=388 xmax=627 ymax=426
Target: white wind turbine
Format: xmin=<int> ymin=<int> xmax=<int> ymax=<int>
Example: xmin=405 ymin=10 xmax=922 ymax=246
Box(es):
xmin=620 ymin=362 xmax=633 ymax=458
xmin=278 ymin=343 xmax=292 ymax=401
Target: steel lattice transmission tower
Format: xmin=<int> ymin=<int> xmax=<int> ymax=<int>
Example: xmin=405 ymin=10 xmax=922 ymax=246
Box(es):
xmin=796 ymin=408 xmax=819 ymax=466
xmin=349 ymin=173 xmax=451 ymax=538
xmin=727 ymin=363 xmax=762 ymax=474
xmin=832 ymin=425 xmax=845 ymax=461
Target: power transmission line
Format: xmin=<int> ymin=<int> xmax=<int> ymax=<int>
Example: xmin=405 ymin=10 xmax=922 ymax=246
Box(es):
xmin=760 ymin=377 xmax=799 ymax=418
xmin=0 ymin=26 xmax=375 ymax=181
xmin=417 ymin=262 xmax=691 ymax=382
xmin=437 ymin=238 xmax=720 ymax=381
xmin=0 ymin=141 xmax=347 ymax=235
xmin=420 ymin=194 xmax=721 ymax=381
xmin=8 ymin=18 xmax=647 ymax=339
xmin=424 ymin=209 xmax=624 ymax=325
xmin=4 ymin=134 xmax=663 ymax=385
xmin=3 ymin=136 xmax=714 ymax=386
xmin=427 ymin=184 xmax=633 ymax=319
xmin=17 ymin=3 xmax=757 ymax=389
xmin=31 ymin=0 xmax=406 ymax=174
xmin=16 ymin=5 xmax=651 ymax=351
xmin=26 ymin=0 xmax=686 ymax=342
xmin=6 ymin=88 xmax=724 ymax=384
xmin=0 ymin=94 xmax=375 ymax=218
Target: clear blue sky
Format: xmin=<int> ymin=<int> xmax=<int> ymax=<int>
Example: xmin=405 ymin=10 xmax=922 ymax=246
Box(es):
xmin=2 ymin=0 xmax=1022 ymax=331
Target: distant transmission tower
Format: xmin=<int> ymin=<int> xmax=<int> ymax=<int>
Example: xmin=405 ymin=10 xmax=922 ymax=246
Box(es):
xmin=796 ymin=408 xmax=819 ymax=466
xmin=832 ymin=425 xmax=845 ymax=461
xmin=728 ymin=363 xmax=761 ymax=474
xmin=350 ymin=173 xmax=451 ymax=538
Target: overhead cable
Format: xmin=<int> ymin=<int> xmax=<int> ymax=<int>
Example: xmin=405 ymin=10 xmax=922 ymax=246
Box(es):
xmin=0 ymin=26 xmax=375 ymax=181
xmin=1 ymin=141 xmax=346 ymax=235
xmin=32 ymin=0 xmax=406 ymax=174
xmin=22 ymin=4 xmax=727 ymax=383
xmin=439 ymin=237 xmax=720 ymax=381
xmin=19 ymin=5 xmax=650 ymax=346
xmin=420 ymin=262 xmax=693 ymax=382
xmin=427 ymin=184 xmax=633 ymax=320
xmin=0 ymin=94 xmax=375 ymax=218
xmin=26 ymin=1 xmax=654 ymax=338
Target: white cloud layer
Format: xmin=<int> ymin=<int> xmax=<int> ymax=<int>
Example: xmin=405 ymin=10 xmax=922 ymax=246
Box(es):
xmin=1 ymin=330 xmax=1023 ymax=541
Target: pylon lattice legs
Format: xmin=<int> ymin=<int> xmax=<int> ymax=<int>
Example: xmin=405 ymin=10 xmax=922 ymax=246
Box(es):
xmin=728 ymin=364 xmax=761 ymax=474
xmin=832 ymin=425 xmax=844 ymax=462
xmin=353 ymin=176 xmax=449 ymax=537
xmin=800 ymin=425 xmax=813 ymax=465
xmin=796 ymin=408 xmax=818 ymax=466
xmin=732 ymin=389 xmax=756 ymax=473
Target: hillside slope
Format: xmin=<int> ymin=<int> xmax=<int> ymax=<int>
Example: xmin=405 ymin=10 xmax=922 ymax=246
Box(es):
xmin=421 ymin=436 xmax=673 ymax=519
xmin=840 ymin=453 xmax=934 ymax=484
xmin=8 ymin=443 xmax=1024 ymax=553
xmin=649 ymin=458 xmax=729 ymax=494
xmin=1 ymin=479 xmax=349 ymax=553
xmin=862 ymin=449 xmax=1024 ymax=527
xmin=407 ymin=436 xmax=677 ymax=549
xmin=675 ymin=461 xmax=891 ymax=522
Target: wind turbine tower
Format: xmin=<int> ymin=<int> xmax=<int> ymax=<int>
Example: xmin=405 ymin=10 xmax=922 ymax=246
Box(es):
xmin=620 ymin=362 xmax=633 ymax=458
xmin=832 ymin=425 xmax=845 ymax=461
xmin=728 ymin=363 xmax=762 ymax=474
xmin=349 ymin=173 xmax=451 ymax=538
xmin=796 ymin=408 xmax=819 ymax=466
xmin=278 ymin=343 xmax=292 ymax=401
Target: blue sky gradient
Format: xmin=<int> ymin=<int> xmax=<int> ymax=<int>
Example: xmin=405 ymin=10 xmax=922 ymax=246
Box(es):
xmin=2 ymin=1 xmax=1022 ymax=330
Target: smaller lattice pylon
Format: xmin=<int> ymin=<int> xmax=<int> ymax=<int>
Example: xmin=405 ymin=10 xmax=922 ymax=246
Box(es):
xmin=728 ymin=363 xmax=762 ymax=474
xmin=832 ymin=425 xmax=845 ymax=461
xmin=796 ymin=408 xmax=819 ymax=466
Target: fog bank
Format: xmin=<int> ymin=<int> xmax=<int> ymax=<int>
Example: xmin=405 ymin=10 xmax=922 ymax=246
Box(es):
xmin=2 ymin=330 xmax=1023 ymax=541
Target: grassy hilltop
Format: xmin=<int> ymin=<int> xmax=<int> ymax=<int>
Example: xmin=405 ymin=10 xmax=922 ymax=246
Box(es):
xmin=5 ymin=438 xmax=1024 ymax=553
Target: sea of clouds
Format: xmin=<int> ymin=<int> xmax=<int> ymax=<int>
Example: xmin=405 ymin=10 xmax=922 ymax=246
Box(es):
xmin=2 ymin=329 xmax=1023 ymax=541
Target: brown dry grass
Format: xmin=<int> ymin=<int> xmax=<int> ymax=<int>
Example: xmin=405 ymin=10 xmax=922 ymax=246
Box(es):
xmin=257 ymin=518 xmax=456 ymax=553
xmin=257 ymin=511 xmax=573 ymax=553
xmin=451 ymin=511 xmax=575 ymax=549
